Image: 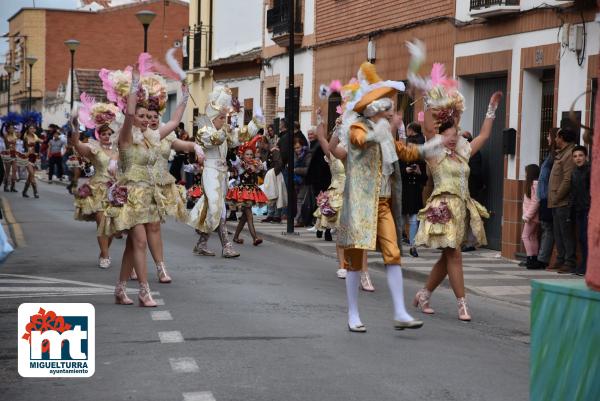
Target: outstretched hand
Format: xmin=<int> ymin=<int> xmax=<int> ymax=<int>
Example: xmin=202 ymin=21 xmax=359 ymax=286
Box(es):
xmin=489 ymin=91 xmax=503 ymax=107
xmin=131 ymin=62 xmax=140 ymax=81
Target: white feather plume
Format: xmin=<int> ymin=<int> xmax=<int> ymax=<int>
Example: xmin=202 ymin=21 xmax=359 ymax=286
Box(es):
xmin=166 ymin=47 xmax=186 ymax=81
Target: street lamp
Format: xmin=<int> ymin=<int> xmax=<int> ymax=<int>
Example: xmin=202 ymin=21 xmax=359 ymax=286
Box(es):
xmin=64 ymin=39 xmax=80 ymax=110
xmin=135 ymin=10 xmax=156 ymax=52
xmin=25 ymin=56 xmax=37 ymax=112
xmin=4 ymin=64 xmax=16 ymax=113
xmin=286 ymin=0 xmax=296 ymax=234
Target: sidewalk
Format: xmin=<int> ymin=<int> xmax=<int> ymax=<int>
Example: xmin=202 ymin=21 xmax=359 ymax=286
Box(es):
xmin=230 ymin=219 xmax=583 ymax=307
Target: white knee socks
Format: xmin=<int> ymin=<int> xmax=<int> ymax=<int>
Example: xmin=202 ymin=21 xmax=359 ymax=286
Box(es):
xmin=386 ymin=264 xmax=414 ymax=322
xmin=345 ymin=271 xmax=363 ymax=327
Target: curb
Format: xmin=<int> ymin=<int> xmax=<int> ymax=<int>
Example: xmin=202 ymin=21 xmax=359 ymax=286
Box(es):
xmin=0 ymin=197 xmax=26 ymax=248
xmin=230 ymin=223 xmax=531 ymax=308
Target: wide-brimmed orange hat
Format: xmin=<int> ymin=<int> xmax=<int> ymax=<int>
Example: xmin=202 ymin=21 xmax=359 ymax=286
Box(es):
xmin=343 ymin=62 xmax=405 ymax=114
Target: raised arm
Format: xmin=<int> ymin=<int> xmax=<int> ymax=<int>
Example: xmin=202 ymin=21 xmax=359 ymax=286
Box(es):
xmin=158 ymin=83 xmax=189 ymax=140
xmin=171 ymin=138 xmax=205 ymax=164
xmin=68 ymin=111 xmax=93 ymax=159
xmin=118 ymin=63 xmax=140 ymax=149
xmin=470 ymin=91 xmax=502 ymax=156
xmin=315 ymin=108 xmax=330 ymax=157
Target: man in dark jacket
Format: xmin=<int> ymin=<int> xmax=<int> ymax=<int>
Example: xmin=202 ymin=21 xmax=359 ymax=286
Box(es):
xmin=570 ymin=145 xmax=590 ymax=276
xmin=301 ymin=127 xmax=331 ymax=228
xmin=277 ymin=119 xmax=308 ymax=168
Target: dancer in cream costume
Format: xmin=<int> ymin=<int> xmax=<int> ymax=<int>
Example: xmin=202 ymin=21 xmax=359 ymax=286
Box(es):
xmin=189 ymin=85 xmax=259 ymax=258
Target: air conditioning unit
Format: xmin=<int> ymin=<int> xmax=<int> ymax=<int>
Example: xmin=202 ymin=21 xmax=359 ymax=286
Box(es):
xmin=568 ymin=25 xmax=584 ymax=52
xmin=469 ymin=0 xmax=521 ymax=18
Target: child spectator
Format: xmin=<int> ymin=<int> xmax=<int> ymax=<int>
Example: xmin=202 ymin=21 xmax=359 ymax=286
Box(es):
xmin=570 ymin=145 xmax=590 ymax=276
xmin=521 ymin=164 xmax=541 ymax=269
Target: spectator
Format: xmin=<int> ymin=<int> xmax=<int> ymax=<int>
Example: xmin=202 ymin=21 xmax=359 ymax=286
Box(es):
xmin=521 ymin=164 xmax=541 ymax=269
xmin=401 ymin=122 xmax=427 ymax=257
xmin=570 ymin=145 xmax=590 ymax=276
xmin=548 ymin=127 xmax=577 ymax=274
xmin=302 ymin=126 xmax=331 ymax=230
xmin=47 ymin=128 xmax=66 ymax=182
xmin=292 ymin=138 xmax=309 ymax=227
xmin=264 ymin=124 xmax=279 ymax=148
xmin=169 ymin=128 xmax=191 ymax=183
xmin=262 ymin=143 xmax=284 ymax=223
xmin=277 ymin=118 xmax=308 ymax=168
xmin=535 ymin=128 xmax=558 ymax=269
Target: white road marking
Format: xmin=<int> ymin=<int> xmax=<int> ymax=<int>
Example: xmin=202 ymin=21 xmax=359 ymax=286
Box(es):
xmin=463 ymin=274 xmax=526 ymax=280
xmin=158 ymin=331 xmax=184 ymax=343
xmin=182 ymin=392 xmax=217 ymax=401
xmin=169 ymin=357 xmax=199 ymax=373
xmin=151 ymin=311 xmax=173 ymax=321
xmin=155 ymin=298 xmax=165 ymax=306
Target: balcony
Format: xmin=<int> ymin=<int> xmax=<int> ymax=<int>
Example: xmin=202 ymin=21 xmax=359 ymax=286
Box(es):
xmin=470 ymin=0 xmax=520 ymax=18
xmin=266 ymin=0 xmax=303 ymax=48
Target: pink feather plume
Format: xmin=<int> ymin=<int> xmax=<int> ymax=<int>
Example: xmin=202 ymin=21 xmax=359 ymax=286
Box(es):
xmin=329 ymin=80 xmax=342 ymax=93
xmin=138 ymin=52 xmax=153 ymax=75
xmin=430 ymin=62 xmax=458 ymax=90
xmin=78 ymin=92 xmax=96 ymax=129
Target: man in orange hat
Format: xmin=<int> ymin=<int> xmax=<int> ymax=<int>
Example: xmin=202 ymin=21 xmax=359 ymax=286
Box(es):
xmin=338 ymin=62 xmax=442 ymax=333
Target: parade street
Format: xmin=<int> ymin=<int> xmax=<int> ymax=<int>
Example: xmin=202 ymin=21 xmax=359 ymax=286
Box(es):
xmin=0 ymin=182 xmax=530 ymax=401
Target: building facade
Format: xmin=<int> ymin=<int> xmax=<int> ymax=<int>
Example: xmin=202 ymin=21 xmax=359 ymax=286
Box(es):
xmin=0 ymin=0 xmax=188 ymax=122
xmin=454 ymin=0 xmax=598 ymax=258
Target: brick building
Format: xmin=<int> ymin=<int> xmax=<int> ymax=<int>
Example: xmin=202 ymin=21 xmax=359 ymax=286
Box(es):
xmin=1 ymin=0 xmax=188 ymax=118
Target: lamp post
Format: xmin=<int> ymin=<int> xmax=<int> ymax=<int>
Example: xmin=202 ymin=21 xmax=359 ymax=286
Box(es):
xmin=286 ymin=0 xmax=295 ymax=234
xmin=25 ymin=56 xmax=37 ymax=112
xmin=4 ymin=64 xmax=16 ymax=113
xmin=64 ymin=39 xmax=80 ymax=110
xmin=135 ymin=10 xmax=156 ymax=52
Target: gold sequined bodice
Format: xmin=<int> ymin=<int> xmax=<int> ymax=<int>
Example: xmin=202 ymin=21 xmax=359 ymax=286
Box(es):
xmin=429 ymin=153 xmax=471 ymax=200
xmin=90 ymin=145 xmax=114 ymax=184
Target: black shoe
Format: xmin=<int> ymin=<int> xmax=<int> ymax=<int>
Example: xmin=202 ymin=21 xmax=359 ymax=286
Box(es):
xmin=316 ymin=230 xmax=323 ymax=239
xmin=409 ymin=247 xmax=419 ymax=257
xmin=271 ymin=217 xmax=281 ymax=223
xmin=261 ymin=217 xmax=273 ymax=223
xmin=461 ymin=246 xmax=476 ymax=252
xmin=324 ymin=229 xmax=332 ymax=242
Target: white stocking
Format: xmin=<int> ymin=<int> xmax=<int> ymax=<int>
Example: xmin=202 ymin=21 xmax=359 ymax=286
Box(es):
xmin=345 ymin=271 xmax=362 ymax=327
xmin=386 ymin=264 xmax=414 ymax=322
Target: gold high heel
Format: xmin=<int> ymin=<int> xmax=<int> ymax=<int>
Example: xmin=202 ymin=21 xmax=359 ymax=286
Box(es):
xmin=114 ymin=281 xmax=133 ymax=305
xmin=457 ymin=297 xmax=471 ymax=321
xmin=156 ymin=262 xmax=172 ymax=284
xmin=138 ymin=282 xmax=157 ymax=307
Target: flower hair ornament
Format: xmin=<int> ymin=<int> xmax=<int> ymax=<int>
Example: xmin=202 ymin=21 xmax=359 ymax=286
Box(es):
xmin=237 ymin=134 xmax=262 ymax=157
xmin=78 ymin=92 xmax=123 ymax=139
xmin=406 ymin=40 xmax=465 ymax=126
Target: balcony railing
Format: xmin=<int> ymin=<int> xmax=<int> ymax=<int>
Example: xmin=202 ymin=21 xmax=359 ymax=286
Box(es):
xmin=470 ymin=0 xmax=519 ymax=9
xmin=266 ymin=0 xmax=303 ymax=47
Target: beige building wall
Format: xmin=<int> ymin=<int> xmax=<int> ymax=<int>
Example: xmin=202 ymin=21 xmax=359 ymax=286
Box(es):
xmin=184 ymin=0 xmax=213 ymax=133
xmin=6 ymin=9 xmax=46 ymax=112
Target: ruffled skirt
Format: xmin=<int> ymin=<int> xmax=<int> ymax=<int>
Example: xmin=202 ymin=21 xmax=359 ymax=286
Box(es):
xmin=415 ymin=193 xmax=489 ymax=249
xmin=156 ymin=182 xmax=187 ymax=222
xmin=73 ymin=180 xmax=110 ymax=222
xmin=313 ymin=188 xmax=344 ymax=230
xmin=226 ymin=185 xmax=268 ymax=208
xmin=99 ymin=183 xmax=161 ymax=236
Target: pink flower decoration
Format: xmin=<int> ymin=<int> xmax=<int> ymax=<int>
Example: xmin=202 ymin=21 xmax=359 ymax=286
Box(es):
xmin=425 ymin=202 xmax=452 ymax=224
xmin=417 ymin=111 xmax=425 ymax=122
xmin=329 ymin=80 xmax=342 ymax=92
xmin=108 ymin=183 xmax=128 ymax=207
xmin=77 ymin=183 xmax=92 ymax=199
xmin=336 ymin=105 xmax=343 ymax=115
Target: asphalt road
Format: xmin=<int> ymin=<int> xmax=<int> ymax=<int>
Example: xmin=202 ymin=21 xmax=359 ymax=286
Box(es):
xmin=0 ymin=181 xmax=530 ymax=401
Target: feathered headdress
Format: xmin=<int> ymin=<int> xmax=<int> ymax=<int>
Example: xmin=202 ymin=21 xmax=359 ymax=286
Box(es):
xmin=78 ymin=92 xmax=123 ymax=139
xmin=206 ymin=85 xmax=233 ymax=120
xmin=1 ymin=112 xmax=23 ymax=127
xmin=406 ymin=39 xmax=465 ymax=126
xmin=20 ymin=111 xmax=42 ymax=127
xmin=342 ymin=62 xmax=405 ymax=113
xmin=237 ymin=134 xmax=262 ymax=157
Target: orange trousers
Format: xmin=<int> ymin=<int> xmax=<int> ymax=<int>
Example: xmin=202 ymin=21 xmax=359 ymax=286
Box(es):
xmin=345 ymin=198 xmax=401 ymax=271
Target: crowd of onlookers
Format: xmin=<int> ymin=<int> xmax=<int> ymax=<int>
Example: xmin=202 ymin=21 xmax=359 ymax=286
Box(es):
xmin=520 ymin=127 xmax=590 ymax=276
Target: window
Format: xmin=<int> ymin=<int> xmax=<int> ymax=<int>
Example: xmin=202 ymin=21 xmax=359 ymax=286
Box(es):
xmin=182 ymin=35 xmax=190 ymax=70
xmin=243 ymin=98 xmax=253 ymax=125
xmin=193 ymin=31 xmax=202 ymax=69
xmin=539 ymin=69 xmax=555 ymax=163
xmin=327 ymin=92 xmax=342 ymax=134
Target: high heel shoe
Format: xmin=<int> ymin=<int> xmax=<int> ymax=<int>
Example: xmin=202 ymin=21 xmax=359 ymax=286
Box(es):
xmin=360 ymin=271 xmax=375 ymax=292
xmin=413 ymin=288 xmax=435 ymax=314
xmin=156 ymin=262 xmax=172 ymax=284
xmin=138 ymin=282 xmax=157 ymax=307
xmin=253 ymin=238 xmax=263 ymax=246
xmin=114 ymin=281 xmax=133 ymax=305
xmin=457 ymin=297 xmax=471 ymax=321
xmin=233 ymin=238 xmax=244 ymax=244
